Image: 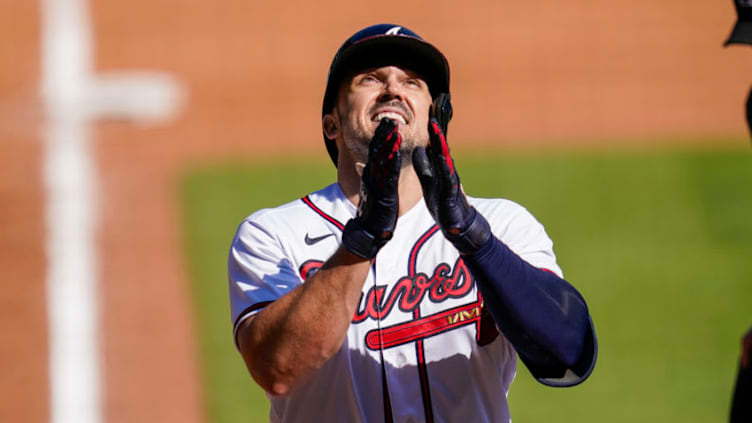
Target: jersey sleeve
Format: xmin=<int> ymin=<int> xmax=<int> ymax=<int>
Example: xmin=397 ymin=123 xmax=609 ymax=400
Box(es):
xmin=487 ymin=201 xmax=563 ymax=277
xmin=228 ymin=215 xmax=301 ymax=346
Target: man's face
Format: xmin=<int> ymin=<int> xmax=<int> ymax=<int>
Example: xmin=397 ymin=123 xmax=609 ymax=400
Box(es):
xmin=329 ymin=65 xmax=433 ymax=165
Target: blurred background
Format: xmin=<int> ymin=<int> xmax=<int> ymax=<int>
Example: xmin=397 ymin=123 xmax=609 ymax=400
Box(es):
xmin=1 ymin=0 xmax=751 ymax=422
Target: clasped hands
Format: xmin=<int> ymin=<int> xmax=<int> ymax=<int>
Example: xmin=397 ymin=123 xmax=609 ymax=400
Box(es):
xmin=342 ymin=117 xmax=490 ymax=259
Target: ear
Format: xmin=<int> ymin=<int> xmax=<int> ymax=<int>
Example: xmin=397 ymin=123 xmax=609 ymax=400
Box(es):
xmin=322 ymin=113 xmax=340 ymax=139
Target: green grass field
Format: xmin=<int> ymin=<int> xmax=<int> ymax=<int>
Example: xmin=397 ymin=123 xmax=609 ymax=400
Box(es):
xmin=180 ymin=146 xmax=752 ymax=422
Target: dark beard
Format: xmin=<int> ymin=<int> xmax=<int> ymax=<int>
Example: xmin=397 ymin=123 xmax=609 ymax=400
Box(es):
xmin=399 ymin=141 xmax=416 ymax=169
xmin=349 ymin=135 xmax=415 ymax=167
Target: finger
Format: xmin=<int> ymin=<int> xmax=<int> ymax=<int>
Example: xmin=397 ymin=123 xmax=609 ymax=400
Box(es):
xmin=371 ymin=119 xmax=398 ymax=166
xmin=365 ymin=119 xmax=398 ymax=181
xmin=427 ymin=118 xmax=457 ymax=192
xmin=380 ymin=129 xmax=401 ymax=194
xmin=371 ymin=118 xmax=398 ymax=152
xmin=384 ymin=125 xmax=401 ymax=167
xmin=428 ymin=118 xmax=454 ymax=175
xmin=412 ymin=147 xmax=433 ymax=189
xmin=375 ymin=124 xmax=400 ymax=174
xmin=412 ymin=146 xmax=441 ymax=219
xmin=413 ymin=146 xmax=438 ymax=213
xmin=366 ymin=120 xmax=400 ymax=196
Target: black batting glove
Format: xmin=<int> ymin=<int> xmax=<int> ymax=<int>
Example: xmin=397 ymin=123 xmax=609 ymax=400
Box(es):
xmin=342 ymin=119 xmax=402 ymax=259
xmin=412 ymin=118 xmax=491 ymax=255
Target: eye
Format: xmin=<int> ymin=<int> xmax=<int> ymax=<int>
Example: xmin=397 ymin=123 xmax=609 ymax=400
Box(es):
xmin=405 ymin=78 xmax=422 ymax=88
xmin=358 ymin=74 xmax=380 ymax=85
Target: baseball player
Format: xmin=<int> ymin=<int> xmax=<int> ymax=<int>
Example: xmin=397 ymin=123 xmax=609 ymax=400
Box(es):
xmin=229 ymin=24 xmax=597 ymax=423
xmin=724 ymin=0 xmax=752 ymax=138
xmin=730 ymin=327 xmax=752 ymax=423
xmin=725 ymin=3 xmax=752 ymax=421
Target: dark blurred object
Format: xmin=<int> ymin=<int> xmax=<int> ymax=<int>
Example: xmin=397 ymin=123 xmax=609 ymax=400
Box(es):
xmin=725 ymin=0 xmax=752 ymax=46
xmin=746 ymin=86 xmax=752 ymax=137
xmin=730 ymin=327 xmax=752 ymax=423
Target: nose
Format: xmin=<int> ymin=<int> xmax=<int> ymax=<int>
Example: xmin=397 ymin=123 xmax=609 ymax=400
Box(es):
xmin=379 ymin=75 xmax=404 ymax=102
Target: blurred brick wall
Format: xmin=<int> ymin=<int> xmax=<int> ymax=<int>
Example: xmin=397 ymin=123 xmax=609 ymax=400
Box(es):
xmin=91 ymin=0 xmax=752 ymax=156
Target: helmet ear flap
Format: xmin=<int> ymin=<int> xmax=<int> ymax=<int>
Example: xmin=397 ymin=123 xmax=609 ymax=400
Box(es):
xmin=431 ymin=93 xmax=453 ymax=136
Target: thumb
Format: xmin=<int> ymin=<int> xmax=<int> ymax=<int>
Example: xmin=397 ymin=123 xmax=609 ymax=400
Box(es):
xmin=412 ymin=147 xmax=434 ymax=190
xmin=413 ymin=146 xmax=440 ymax=221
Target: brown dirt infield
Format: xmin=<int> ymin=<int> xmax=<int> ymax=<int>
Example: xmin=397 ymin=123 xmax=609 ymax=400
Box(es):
xmin=1 ymin=1 xmax=750 ymax=422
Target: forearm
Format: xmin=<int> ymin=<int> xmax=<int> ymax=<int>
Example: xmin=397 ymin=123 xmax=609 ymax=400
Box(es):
xmin=239 ymin=119 xmax=402 ymax=395
xmin=463 ymin=235 xmax=595 ymax=380
xmin=413 ymin=117 xmax=595 ymax=384
xmin=236 ymin=246 xmax=370 ymax=395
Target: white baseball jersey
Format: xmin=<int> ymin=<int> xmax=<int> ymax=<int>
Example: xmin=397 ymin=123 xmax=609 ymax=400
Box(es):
xmin=228 ymin=182 xmax=563 ymax=423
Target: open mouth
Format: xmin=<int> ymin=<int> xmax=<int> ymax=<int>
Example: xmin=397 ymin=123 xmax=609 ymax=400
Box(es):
xmin=371 ymin=111 xmax=407 ymax=125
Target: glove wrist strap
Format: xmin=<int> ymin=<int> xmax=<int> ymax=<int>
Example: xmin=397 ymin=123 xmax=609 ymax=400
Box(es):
xmin=445 ymin=209 xmax=492 ymax=255
xmin=342 ymin=219 xmax=390 ymax=259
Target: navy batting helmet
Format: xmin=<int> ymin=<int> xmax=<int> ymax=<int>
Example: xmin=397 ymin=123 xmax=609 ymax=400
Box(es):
xmin=322 ymin=24 xmax=451 ymax=167
xmin=725 ymin=0 xmax=752 ymax=46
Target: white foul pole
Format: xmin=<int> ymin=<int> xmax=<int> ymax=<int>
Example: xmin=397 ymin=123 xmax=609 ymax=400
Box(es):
xmin=40 ymin=0 xmax=100 ymax=422
xmin=40 ymin=0 xmax=184 ymax=421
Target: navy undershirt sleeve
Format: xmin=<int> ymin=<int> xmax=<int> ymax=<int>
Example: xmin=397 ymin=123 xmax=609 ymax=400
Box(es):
xmin=462 ymin=235 xmax=597 ymax=386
